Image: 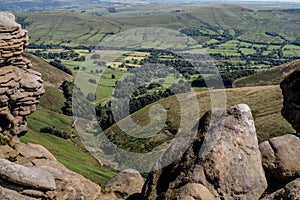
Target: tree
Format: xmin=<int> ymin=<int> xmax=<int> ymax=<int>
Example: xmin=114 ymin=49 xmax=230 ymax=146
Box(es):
xmin=88 ymin=78 xmax=97 ymax=84
xmin=111 ymin=74 xmax=116 ymax=79
xmin=86 ymin=93 xmax=96 ymax=102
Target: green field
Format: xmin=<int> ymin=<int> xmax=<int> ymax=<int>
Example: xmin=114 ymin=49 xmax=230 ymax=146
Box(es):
xmin=233 ymin=59 xmax=300 ymax=87
xmin=16 ymin=5 xmax=300 ymax=66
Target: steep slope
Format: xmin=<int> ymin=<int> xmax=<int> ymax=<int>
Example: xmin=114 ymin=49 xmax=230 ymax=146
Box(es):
xmin=24 ymin=52 xmax=73 ymax=87
xmin=233 ymin=59 xmax=300 ymax=87
xmin=0 ymin=12 xmax=110 ymax=199
xmin=23 ymin=52 xmax=72 ymax=113
xmin=19 ymin=53 xmax=116 ymax=185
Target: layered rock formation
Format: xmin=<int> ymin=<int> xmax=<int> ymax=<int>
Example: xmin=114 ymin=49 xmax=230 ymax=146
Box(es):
xmin=0 ymin=141 xmax=103 ymax=199
xmin=0 ymin=12 xmax=44 ymax=138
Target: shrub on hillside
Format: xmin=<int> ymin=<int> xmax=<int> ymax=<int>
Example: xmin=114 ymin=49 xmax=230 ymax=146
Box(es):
xmin=40 ymin=126 xmax=71 ymax=139
xmin=49 ymin=59 xmax=73 ymax=75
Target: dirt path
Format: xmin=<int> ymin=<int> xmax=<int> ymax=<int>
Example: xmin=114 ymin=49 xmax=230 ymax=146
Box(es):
xmin=188 ymin=85 xmax=279 ymax=98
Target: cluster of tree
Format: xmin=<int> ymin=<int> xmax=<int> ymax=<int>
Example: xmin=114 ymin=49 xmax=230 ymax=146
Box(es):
xmin=49 ymin=59 xmax=73 ymax=75
xmin=61 ymin=81 xmax=74 ymax=116
xmin=191 ymin=69 xmax=255 ymax=88
xmin=180 ymin=27 xmax=235 ymax=46
xmin=88 ymin=78 xmax=97 ymax=84
xmin=95 ymin=81 xmax=190 ymax=131
xmin=33 ymin=50 xmax=85 ymax=61
xmin=16 ymin=16 xmax=32 ymax=29
xmin=60 ymin=81 xmax=94 ymax=119
xmin=40 ymin=127 xmax=71 ymax=139
xmin=129 ymin=83 xmax=189 ymax=113
xmin=107 ymin=7 xmax=116 ymax=13
xmin=28 ymin=43 xmax=94 ymax=53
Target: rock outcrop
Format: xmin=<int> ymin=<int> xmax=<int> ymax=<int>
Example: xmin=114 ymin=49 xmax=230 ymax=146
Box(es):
xmin=0 ymin=12 xmax=44 ymax=139
xmin=142 ymin=104 xmax=268 ymax=200
xmin=0 ymin=139 xmax=102 ymax=199
xmin=260 ymin=134 xmax=300 ymax=192
xmin=103 ymin=169 xmax=144 ymax=199
xmin=281 ymin=70 xmax=300 ymax=132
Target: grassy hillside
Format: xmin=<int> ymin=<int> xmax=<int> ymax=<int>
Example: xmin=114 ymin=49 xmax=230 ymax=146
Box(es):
xmin=99 ymin=85 xmax=293 ymax=168
xmin=233 ymin=59 xmax=300 ymax=87
xmin=115 ymin=85 xmax=294 ymax=143
xmin=24 ymin=52 xmax=73 ymax=86
xmin=20 ymin=53 xmax=116 ymax=185
xmin=16 ymin=12 xmax=130 ymax=47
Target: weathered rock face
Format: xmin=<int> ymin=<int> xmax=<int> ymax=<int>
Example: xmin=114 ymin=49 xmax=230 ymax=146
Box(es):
xmin=0 ymin=12 xmax=44 ymax=138
xmin=103 ymin=169 xmax=144 ymax=199
xmin=142 ymin=104 xmax=268 ymax=200
xmin=0 ymin=158 xmax=56 ymax=199
xmin=0 ymin=140 xmax=102 ymax=200
xmin=259 ymin=134 xmax=300 ymax=193
xmin=280 ymin=70 xmax=300 ymax=132
xmin=0 ymin=158 xmax=56 ymax=191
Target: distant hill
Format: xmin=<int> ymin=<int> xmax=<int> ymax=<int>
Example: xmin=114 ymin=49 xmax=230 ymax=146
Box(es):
xmin=233 ymin=60 xmax=300 ymax=87
xmin=15 ymin=5 xmax=300 ymax=47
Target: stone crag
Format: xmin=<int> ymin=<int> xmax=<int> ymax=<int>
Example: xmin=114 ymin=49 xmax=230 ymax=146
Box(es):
xmin=139 ymin=71 xmax=300 ymax=200
xmin=0 ymin=12 xmax=44 ymax=138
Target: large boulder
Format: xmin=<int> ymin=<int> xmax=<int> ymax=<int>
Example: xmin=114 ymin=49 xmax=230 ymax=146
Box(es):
xmin=0 ymin=141 xmax=102 ymax=200
xmin=260 ymin=134 xmax=300 ymax=193
xmin=280 ymin=70 xmax=300 ymax=132
xmin=103 ymin=169 xmax=144 ymax=199
xmin=142 ymin=104 xmax=268 ymax=200
xmin=0 ymin=159 xmax=56 ymax=191
xmin=0 ymin=185 xmax=36 ymax=200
